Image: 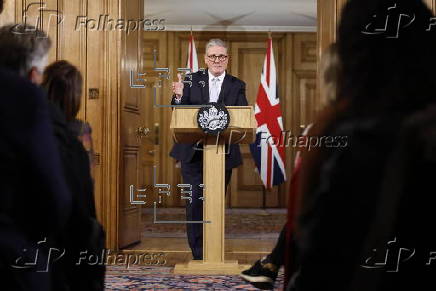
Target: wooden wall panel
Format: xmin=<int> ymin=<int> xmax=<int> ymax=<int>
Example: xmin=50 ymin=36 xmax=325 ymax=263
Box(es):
xmin=85 ymin=0 xmax=105 ymax=226
xmin=139 ymin=32 xmax=167 ymax=207
xmin=317 ymin=0 xmax=337 ymax=62
xmin=231 ymin=40 xmax=273 ymax=208
xmin=58 ymin=0 xmax=88 ymax=122
xmin=293 ymin=71 xmax=317 ymax=128
xmin=102 ymin=0 xmax=122 ymax=250
xmin=0 ymin=0 xmax=18 ymax=26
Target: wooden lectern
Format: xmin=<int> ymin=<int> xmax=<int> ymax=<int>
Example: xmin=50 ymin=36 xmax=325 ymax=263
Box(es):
xmin=171 ymin=106 xmax=256 ymax=275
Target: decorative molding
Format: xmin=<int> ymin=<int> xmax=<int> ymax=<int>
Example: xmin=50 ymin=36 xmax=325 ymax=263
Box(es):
xmin=124 ymin=103 xmax=140 ymax=114
xmin=103 ymin=0 xmax=122 ymax=251
xmin=301 ymin=41 xmax=317 ymax=63
xmin=294 ymin=34 xmax=317 ymax=71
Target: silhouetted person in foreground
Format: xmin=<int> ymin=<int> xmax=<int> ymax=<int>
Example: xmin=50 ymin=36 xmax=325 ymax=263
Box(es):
xmin=289 ymin=0 xmax=436 ymax=290
xmin=43 ymin=60 xmax=105 ymax=291
xmin=0 ymin=14 xmax=71 ymax=291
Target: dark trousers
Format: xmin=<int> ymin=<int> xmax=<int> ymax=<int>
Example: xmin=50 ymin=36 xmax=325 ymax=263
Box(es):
xmin=269 ymin=225 xmax=286 ymax=266
xmin=181 ymin=151 xmax=232 ymax=259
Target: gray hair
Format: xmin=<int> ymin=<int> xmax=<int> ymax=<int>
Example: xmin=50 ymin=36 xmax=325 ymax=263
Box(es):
xmin=205 ymin=38 xmax=228 ymax=54
xmin=0 ymin=24 xmax=51 ymax=77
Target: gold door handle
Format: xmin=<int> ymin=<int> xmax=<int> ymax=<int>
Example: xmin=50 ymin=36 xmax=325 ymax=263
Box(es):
xmin=136 ymin=127 xmax=150 ymax=138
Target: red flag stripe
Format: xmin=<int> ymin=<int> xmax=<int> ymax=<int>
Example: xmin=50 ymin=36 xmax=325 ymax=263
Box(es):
xmin=189 ymin=35 xmax=193 ymax=70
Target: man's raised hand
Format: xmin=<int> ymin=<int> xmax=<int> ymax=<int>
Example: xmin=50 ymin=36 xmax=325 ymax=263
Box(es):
xmin=172 ymin=73 xmax=184 ymax=98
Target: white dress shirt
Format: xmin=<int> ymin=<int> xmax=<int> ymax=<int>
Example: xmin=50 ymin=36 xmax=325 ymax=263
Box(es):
xmin=208 ymin=71 xmax=225 ymax=103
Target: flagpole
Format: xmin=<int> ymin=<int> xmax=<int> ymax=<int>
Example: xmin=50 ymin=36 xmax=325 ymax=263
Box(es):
xmin=264 ymin=29 xmax=272 ymax=211
xmin=262 ymin=185 xmax=266 ymax=209
xmin=260 ymin=186 xmax=271 ymax=216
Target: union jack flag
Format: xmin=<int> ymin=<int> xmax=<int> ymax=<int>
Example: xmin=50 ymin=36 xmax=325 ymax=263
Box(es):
xmin=250 ymin=37 xmax=286 ymax=188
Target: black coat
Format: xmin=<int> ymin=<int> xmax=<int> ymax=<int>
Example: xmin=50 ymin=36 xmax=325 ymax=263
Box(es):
xmin=292 ymin=108 xmax=436 ymax=291
xmin=0 ymin=69 xmax=71 ymax=291
xmin=169 ymin=70 xmax=248 ymax=169
xmin=0 ymin=70 xmax=71 ymax=239
xmin=48 ymin=103 xmax=105 ymax=291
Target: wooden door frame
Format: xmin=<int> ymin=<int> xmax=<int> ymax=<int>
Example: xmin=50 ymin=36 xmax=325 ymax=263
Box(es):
xmin=100 ymin=0 xmax=122 ymax=251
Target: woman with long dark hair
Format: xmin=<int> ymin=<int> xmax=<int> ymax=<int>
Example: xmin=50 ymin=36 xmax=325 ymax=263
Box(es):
xmin=42 ymin=60 xmax=104 ymax=291
xmin=43 ymin=60 xmax=95 ymax=172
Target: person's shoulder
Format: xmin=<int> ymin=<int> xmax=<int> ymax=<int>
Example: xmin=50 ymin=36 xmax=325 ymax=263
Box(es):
xmin=323 ymin=113 xmax=403 ymax=166
xmin=225 ymin=73 xmax=245 ymax=86
xmin=0 ymin=69 xmax=47 ymax=121
xmin=0 ymin=69 xmax=44 ymax=101
xmin=330 ymin=113 xmax=400 ymax=138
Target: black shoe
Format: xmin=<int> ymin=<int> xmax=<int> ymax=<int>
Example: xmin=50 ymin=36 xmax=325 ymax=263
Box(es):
xmin=240 ymin=257 xmax=278 ymax=290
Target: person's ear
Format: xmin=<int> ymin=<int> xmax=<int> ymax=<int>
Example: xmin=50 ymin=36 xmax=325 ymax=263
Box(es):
xmin=28 ymin=67 xmax=43 ymax=85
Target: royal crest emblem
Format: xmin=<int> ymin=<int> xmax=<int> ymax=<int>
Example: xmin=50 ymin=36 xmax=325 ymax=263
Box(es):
xmin=197 ymin=103 xmax=230 ymax=135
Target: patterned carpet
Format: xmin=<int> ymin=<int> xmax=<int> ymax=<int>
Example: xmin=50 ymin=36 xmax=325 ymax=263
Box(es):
xmin=105 ymin=266 xmax=284 ymax=290
xmin=109 ymin=209 xmax=287 ymax=289
xmin=142 ymin=208 xmax=286 ymax=239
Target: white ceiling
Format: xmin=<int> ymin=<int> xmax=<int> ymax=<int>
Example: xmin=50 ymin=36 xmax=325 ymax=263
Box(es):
xmin=144 ymin=0 xmax=317 ymax=32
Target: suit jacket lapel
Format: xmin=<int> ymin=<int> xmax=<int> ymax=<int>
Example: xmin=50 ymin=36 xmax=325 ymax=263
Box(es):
xmin=218 ymin=73 xmax=231 ymax=104
xmin=200 ymin=70 xmax=209 ymax=104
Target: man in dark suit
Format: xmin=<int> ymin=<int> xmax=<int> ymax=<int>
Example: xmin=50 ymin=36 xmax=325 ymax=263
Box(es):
xmin=170 ymin=38 xmax=248 ymax=260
